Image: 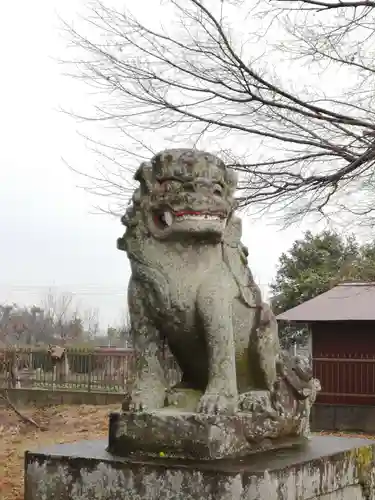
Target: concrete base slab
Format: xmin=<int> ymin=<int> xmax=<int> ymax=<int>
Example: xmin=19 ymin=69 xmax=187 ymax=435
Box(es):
xmin=25 ymin=436 xmax=375 ymax=499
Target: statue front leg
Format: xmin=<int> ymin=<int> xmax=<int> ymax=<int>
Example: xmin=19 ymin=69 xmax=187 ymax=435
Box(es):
xmin=125 ymin=280 xmax=166 ymax=412
xmin=196 ymin=280 xmax=238 ymax=415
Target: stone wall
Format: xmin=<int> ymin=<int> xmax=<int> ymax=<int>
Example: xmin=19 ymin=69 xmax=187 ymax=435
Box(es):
xmin=0 ymin=388 xmax=124 ymax=407
xmin=312 ymin=404 xmax=375 ymax=434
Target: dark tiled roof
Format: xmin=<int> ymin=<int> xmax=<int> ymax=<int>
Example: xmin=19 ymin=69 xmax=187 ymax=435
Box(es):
xmin=276 ymin=282 xmax=375 ymax=323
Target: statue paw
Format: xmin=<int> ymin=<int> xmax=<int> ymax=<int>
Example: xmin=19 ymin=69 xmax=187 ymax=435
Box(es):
xmin=124 ymin=388 xmax=164 ymax=412
xmin=129 ymin=399 xmax=148 ymax=412
xmin=197 ymin=392 xmax=238 ymax=415
xmin=123 ymin=392 xmax=149 ymax=412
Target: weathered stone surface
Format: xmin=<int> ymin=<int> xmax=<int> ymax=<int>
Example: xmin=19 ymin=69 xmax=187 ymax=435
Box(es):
xmin=116 ymin=148 xmax=320 ymax=458
xmin=108 ymin=409 xmax=308 ymax=460
xmin=25 ymin=436 xmax=375 ymax=500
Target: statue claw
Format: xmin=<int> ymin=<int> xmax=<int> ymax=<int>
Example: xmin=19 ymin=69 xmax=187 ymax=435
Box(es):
xmin=129 ymin=401 xmax=148 ymax=412
xmin=124 ymin=389 xmax=150 ymax=412
xmin=125 ymin=384 xmax=166 ymax=413
xmin=198 ymin=392 xmax=238 ymax=415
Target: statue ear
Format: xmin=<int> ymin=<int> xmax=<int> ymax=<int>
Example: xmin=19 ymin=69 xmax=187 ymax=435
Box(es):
xmin=134 ymin=162 xmax=153 ymax=195
xmin=223 ymin=213 xmax=242 ymax=247
xmin=225 ymin=168 xmax=238 ymax=195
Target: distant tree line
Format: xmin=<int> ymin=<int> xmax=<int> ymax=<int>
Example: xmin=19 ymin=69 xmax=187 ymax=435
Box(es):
xmin=0 ymin=289 xmax=131 ymax=347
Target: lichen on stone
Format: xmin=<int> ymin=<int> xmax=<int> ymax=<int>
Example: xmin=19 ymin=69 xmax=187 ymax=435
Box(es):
xmin=27 ymin=462 xmax=72 ymax=500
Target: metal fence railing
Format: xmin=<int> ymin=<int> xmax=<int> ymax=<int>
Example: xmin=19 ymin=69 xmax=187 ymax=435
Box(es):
xmin=6 ymin=347 xmax=374 ymax=405
xmin=314 ymin=355 xmax=375 ymax=406
xmin=10 ymin=347 xmax=375 ymax=406
xmin=0 ymin=346 xmax=181 ymax=393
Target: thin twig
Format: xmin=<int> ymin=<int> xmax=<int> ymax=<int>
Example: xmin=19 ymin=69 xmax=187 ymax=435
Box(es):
xmin=0 ymin=390 xmax=46 ymax=430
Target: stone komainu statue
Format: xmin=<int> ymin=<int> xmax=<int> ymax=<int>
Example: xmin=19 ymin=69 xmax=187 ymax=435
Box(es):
xmin=117 ymin=149 xmax=319 ymax=452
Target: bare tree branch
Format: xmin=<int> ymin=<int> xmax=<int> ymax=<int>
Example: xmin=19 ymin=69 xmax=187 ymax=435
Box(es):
xmin=274 ymin=0 xmax=375 ymax=11
xmin=0 ymin=390 xmax=45 ymax=430
xmin=61 ymin=0 xmax=375 ymax=225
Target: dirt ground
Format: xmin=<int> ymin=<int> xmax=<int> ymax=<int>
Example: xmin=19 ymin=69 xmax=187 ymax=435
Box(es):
xmin=0 ymin=403 xmax=119 ymax=500
xmin=1 ymin=404 xmax=375 ymax=500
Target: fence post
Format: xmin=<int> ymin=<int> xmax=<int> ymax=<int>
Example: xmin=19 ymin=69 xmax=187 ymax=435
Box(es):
xmin=88 ymin=352 xmax=92 ymax=393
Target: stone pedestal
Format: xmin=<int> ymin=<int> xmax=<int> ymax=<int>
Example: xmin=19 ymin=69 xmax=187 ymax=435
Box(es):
xmin=107 ymin=410 xmax=307 ymax=460
xmin=25 ymin=436 xmax=375 ymax=499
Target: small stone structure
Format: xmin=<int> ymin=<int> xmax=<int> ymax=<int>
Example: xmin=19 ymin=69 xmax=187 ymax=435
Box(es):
xmin=48 ymin=345 xmax=69 ymax=385
xmin=277 ymin=282 xmax=375 ymax=431
xmin=24 ymin=150 xmax=375 ymax=499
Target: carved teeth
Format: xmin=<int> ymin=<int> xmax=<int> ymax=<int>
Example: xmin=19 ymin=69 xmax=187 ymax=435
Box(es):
xmin=163 ymin=211 xmax=173 ymax=226
xmin=176 ymin=215 xmax=221 ymax=221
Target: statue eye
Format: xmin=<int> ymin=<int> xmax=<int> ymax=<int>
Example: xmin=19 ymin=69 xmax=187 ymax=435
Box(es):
xmin=161 ymin=180 xmax=182 ymax=192
xmin=213 ymin=184 xmax=223 ymax=196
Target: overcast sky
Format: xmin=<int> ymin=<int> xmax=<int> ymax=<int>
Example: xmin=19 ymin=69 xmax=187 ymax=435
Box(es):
xmin=0 ymin=0 xmax=307 ymax=329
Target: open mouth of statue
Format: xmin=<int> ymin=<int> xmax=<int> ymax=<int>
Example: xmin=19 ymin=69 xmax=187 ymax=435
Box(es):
xmin=157 ymin=210 xmax=226 ymax=228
